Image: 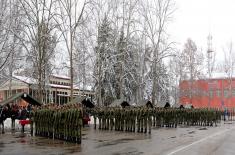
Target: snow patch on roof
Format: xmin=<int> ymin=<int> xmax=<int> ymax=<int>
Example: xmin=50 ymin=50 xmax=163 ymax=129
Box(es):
xmin=49 ymin=84 xmax=70 ymax=89
xmin=12 ymin=74 xmax=92 ymax=91
xmin=74 ymin=83 xmax=93 ymax=91
xmin=51 ymin=74 xmax=70 ymax=80
xmin=49 ymin=84 xmax=79 ymax=89
xmin=211 ymin=72 xmax=233 ymax=79
xmin=13 ymin=75 xmax=36 ymax=84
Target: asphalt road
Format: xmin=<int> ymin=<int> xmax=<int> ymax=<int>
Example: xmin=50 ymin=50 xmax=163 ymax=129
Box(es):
xmin=1 ymin=120 xmax=235 ymax=155
xmin=165 ymin=123 xmax=235 ymax=155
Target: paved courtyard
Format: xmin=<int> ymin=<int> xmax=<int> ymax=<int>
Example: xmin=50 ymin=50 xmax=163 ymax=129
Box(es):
xmin=1 ymin=119 xmax=235 ymax=155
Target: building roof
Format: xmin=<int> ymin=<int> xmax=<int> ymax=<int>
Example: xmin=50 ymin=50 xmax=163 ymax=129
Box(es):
xmin=74 ymin=83 xmax=93 ymax=91
xmin=181 ymin=72 xmax=235 ymax=83
xmin=1 ymin=75 xmax=93 ymax=92
xmin=0 ymin=92 xmax=41 ymax=106
xmin=13 ymin=75 xmax=36 ymax=84
xmin=211 ymin=72 xmax=235 ymax=79
xmin=51 ymin=74 xmax=70 ymax=80
xmin=12 ymin=75 xmax=81 ymax=89
xmin=49 ymin=84 xmax=79 ymax=89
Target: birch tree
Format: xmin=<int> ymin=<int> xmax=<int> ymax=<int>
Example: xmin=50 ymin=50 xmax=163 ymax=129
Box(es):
xmin=140 ymin=0 xmax=175 ymax=105
xmin=181 ymin=38 xmax=204 ymax=104
xmin=7 ymin=0 xmax=24 ymax=96
xmin=168 ymin=51 xmax=187 ymax=105
xmin=222 ymin=41 xmax=235 ymax=100
xmin=19 ymin=0 xmax=58 ymax=103
xmin=0 ymin=0 xmax=22 ymax=72
xmin=0 ymin=0 xmax=24 ymax=98
xmin=56 ymin=0 xmax=88 ymax=101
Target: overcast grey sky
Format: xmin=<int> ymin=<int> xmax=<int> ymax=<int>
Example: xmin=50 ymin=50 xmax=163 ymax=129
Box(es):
xmin=169 ymin=0 xmax=235 ymax=59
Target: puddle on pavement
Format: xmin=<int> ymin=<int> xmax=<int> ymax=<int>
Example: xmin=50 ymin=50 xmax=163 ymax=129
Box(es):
xmin=96 ymin=138 xmax=135 ymax=148
xmin=112 ymin=147 xmax=144 ymax=155
xmin=188 ymin=131 xmax=195 ymax=134
xmin=1 ymin=125 xmax=225 ymax=155
xmin=0 ymin=142 xmax=4 ymax=152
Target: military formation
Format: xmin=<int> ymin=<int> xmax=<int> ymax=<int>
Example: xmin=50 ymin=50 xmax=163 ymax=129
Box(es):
xmin=88 ymin=107 xmax=152 ymax=133
xmin=31 ymin=104 xmax=83 ymax=143
xmin=29 ymin=102 xmax=224 ymax=144
xmin=89 ymin=107 xmax=222 ymax=134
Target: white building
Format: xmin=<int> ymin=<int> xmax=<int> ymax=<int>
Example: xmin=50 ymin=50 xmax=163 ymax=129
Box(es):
xmin=0 ymin=74 xmax=94 ymax=105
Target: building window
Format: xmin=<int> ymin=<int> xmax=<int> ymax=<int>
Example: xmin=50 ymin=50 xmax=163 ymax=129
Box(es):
xmin=216 ymin=90 xmax=221 ymax=97
xmin=232 ymin=89 xmax=235 ymax=97
xmin=203 ymin=91 xmax=208 ymax=97
xmin=209 ymin=90 xmax=213 ymax=98
xmin=224 ymin=89 xmax=229 ymax=98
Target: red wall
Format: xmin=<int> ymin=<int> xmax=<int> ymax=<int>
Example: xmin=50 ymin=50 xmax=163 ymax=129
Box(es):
xmin=179 ymin=78 xmax=235 ymax=108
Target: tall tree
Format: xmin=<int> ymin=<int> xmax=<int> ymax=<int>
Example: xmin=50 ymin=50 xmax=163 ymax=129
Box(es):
xmin=19 ymin=0 xmax=58 ymax=103
xmin=0 ymin=0 xmax=22 ymax=72
xmin=168 ymin=51 xmax=187 ymax=106
xmin=181 ymin=38 xmax=204 ymax=104
xmin=94 ymin=15 xmax=115 ymax=105
xmin=7 ymin=0 xmax=24 ymax=96
xmin=140 ymin=0 xmax=176 ymax=105
xmin=222 ymin=41 xmax=235 ymax=100
xmin=56 ymin=0 xmax=88 ymax=101
xmin=0 ymin=0 xmax=24 ymax=98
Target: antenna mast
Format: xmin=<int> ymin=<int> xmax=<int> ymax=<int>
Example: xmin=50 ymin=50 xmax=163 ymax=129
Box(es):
xmin=207 ymin=34 xmax=214 ymax=79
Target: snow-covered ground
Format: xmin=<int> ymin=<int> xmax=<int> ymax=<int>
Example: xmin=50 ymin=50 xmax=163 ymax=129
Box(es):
xmin=3 ymin=118 xmax=30 ymax=131
xmin=90 ymin=116 xmax=94 ymax=124
xmin=3 ymin=117 xmax=95 ymax=130
xmin=3 ymin=116 xmax=95 ymax=131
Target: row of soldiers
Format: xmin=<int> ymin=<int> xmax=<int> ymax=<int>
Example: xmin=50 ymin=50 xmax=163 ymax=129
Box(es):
xmin=29 ymin=104 xmax=224 ymax=143
xmin=89 ymin=107 xmax=152 ymax=133
xmin=31 ymin=104 xmax=83 ymax=143
xmin=152 ymin=108 xmax=222 ymax=127
xmin=88 ymin=107 xmax=223 ymax=134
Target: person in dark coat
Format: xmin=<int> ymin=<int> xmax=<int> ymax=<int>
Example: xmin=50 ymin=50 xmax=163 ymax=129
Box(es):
xmin=0 ymin=106 xmax=8 ymax=133
xmin=20 ymin=107 xmax=28 ymax=120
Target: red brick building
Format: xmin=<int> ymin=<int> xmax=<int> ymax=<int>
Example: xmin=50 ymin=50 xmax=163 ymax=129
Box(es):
xmin=179 ymin=78 xmax=235 ymax=109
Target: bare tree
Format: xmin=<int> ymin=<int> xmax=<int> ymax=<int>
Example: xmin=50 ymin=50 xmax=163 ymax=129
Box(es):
xmin=0 ymin=0 xmax=17 ymax=72
xmin=0 ymin=0 xmax=24 ymax=98
xmin=55 ymin=0 xmax=88 ymax=101
xmin=181 ymin=38 xmax=204 ymax=105
xmin=168 ymin=52 xmax=184 ymax=106
xmin=7 ymin=0 xmax=24 ymax=97
xmin=140 ymin=0 xmax=175 ymax=105
xmin=19 ymin=0 xmax=58 ymax=103
xmin=222 ymin=41 xmax=235 ymax=102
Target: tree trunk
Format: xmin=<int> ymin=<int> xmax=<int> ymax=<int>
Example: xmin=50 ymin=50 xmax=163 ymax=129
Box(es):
xmin=70 ymin=9 xmax=74 ymax=102
xmin=151 ymin=60 xmax=157 ymax=105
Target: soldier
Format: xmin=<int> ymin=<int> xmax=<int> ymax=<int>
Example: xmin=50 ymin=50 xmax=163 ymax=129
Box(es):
xmin=53 ymin=107 xmax=58 ymax=139
xmin=137 ymin=107 xmax=141 ymax=132
xmin=147 ymin=108 xmax=152 ymax=134
xmin=93 ymin=108 xmax=97 ymax=129
xmin=110 ymin=108 xmax=114 ymax=130
xmin=76 ymin=108 xmax=82 ymax=143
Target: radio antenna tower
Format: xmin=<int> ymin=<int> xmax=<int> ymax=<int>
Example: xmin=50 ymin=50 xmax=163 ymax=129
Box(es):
xmin=207 ymin=34 xmax=215 ymax=108
xmin=207 ymin=34 xmax=214 ymax=79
